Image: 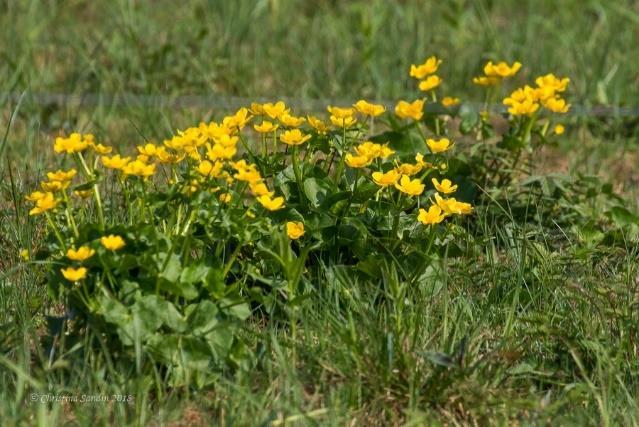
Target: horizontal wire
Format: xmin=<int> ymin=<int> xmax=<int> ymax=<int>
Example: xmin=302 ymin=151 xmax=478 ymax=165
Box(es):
xmin=1 ymin=91 xmax=638 ymax=118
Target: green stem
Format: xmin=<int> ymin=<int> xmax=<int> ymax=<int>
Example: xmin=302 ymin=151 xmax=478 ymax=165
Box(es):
xmin=292 ymin=145 xmax=306 ymax=208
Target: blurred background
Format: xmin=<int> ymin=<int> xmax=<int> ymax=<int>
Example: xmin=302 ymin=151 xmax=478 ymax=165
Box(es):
xmin=1 ymin=0 xmax=638 ymax=169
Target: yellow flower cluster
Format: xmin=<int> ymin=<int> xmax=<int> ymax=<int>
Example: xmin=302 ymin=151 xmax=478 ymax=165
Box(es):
xmin=472 ymin=60 xmax=521 ymax=86
xmin=410 ymin=56 xmax=443 ymax=92
xmin=503 ymin=73 xmax=570 ymax=116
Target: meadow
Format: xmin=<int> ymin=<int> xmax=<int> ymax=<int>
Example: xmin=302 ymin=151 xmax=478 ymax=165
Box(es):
xmin=1 ymin=1 xmax=639 ymax=425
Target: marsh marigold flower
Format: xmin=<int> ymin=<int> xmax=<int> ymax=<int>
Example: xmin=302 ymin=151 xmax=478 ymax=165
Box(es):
xmin=372 ymin=169 xmax=400 ymax=187
xmin=542 ymin=97 xmax=570 ymax=113
xmin=410 ymin=56 xmax=442 ymax=79
xmin=483 ymin=61 xmax=522 ymax=78
xmin=418 ymin=205 xmax=446 ymax=225
xmin=102 ymin=155 xmax=131 ymax=170
xmin=53 ymin=133 xmax=90 ymax=154
xmin=280 ymin=129 xmax=311 ymax=146
xmin=262 ymin=101 xmax=289 ymax=120
xmin=419 ymin=75 xmax=442 ymax=92
xmin=327 ymin=106 xmax=355 ymax=119
xmin=122 ymin=159 xmax=156 ymax=177
xmin=329 ymin=115 xmax=357 ymax=128
xmin=286 ymin=221 xmax=305 ymax=240
xmin=28 ymin=192 xmax=59 ymax=215
xmin=67 ymin=246 xmax=95 ymax=262
xmin=345 ymin=153 xmax=371 ymax=168
xmin=254 ymin=121 xmax=279 ymax=133
xmin=554 ymin=124 xmax=565 ymax=135
xmin=307 ymin=116 xmax=328 ymax=134
xmin=257 ymin=194 xmax=285 ymax=211
xmin=197 ymin=160 xmax=223 ymax=178
xmin=91 ymin=143 xmax=112 ymax=154
xmin=434 ymin=193 xmax=473 ymax=215
xmin=395 ymin=100 xmax=424 ymax=121
xmin=279 ymin=113 xmax=305 ymax=128
xmin=394 ymin=175 xmax=425 ymax=196
xmin=431 ymin=178 xmax=458 ymax=194
xmin=101 ymin=235 xmax=125 ymax=251
xmin=61 ymin=267 xmax=88 ymax=282
xmin=426 ymin=138 xmax=453 ymax=154
xmin=47 ymin=169 xmax=77 ymax=182
xmin=535 ymin=74 xmax=570 ymax=92
xmin=353 ymin=100 xmax=386 ymax=117
xmin=395 ymin=163 xmax=423 ymax=176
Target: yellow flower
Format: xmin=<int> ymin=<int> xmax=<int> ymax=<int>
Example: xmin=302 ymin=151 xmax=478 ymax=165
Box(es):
xmin=61 ymin=267 xmax=88 ymax=282
xmin=345 ymin=153 xmax=371 ymax=168
xmin=25 ymin=191 xmax=46 ymax=202
xmin=223 ymin=107 xmax=252 ymax=130
xmin=137 ymin=143 xmax=158 ymax=157
xmin=395 ymin=163 xmax=423 ymax=176
xmin=233 ymin=165 xmax=262 ymax=184
xmin=254 ymin=120 xmax=279 ymax=133
xmin=394 ymin=175 xmax=425 ymax=196
xmin=155 ymin=147 xmax=185 ymax=163
xmin=249 ymin=102 xmax=264 ymax=115
xmin=483 ymin=61 xmax=522 ymax=78
xmin=91 ymin=143 xmax=113 ymax=154
xmin=329 ymin=115 xmax=357 ymax=128
xmin=353 ymin=100 xmax=386 ymax=117
xmin=418 ymin=75 xmax=442 ymax=92
xmin=442 ymin=96 xmax=460 ymax=107
xmin=206 ymin=143 xmax=237 ymax=160
xmin=307 ymin=116 xmax=328 ymax=134
xmin=257 ymin=194 xmax=285 ymax=211
xmin=280 ymin=129 xmax=312 ymax=146
xmin=395 ymin=100 xmax=424 ymax=121
xmin=122 ymin=159 xmax=156 ymax=177
xmin=262 ymin=101 xmax=289 ymax=120
xmin=417 ymin=205 xmax=446 ymax=225
xmin=472 ymin=76 xmax=500 ymax=86
xmin=102 ymin=154 xmax=131 ymax=170
xmin=554 ymin=124 xmax=565 ymax=135
xmin=40 ymin=180 xmax=69 ymax=192
xmin=100 ymin=235 xmax=126 ymax=251
xmin=354 ymin=141 xmax=394 ymax=160
xmin=503 ymin=85 xmax=541 ymax=116
xmin=409 ymin=56 xmax=442 ymax=79
xmin=53 ymin=133 xmax=90 ymax=154
xmin=327 ymin=105 xmax=356 ymax=119
xmin=426 ymin=138 xmax=453 ymax=154
xmin=278 ymin=113 xmax=306 ymax=128
xmin=286 ymin=221 xmax=305 ymax=240
xmin=542 ymin=97 xmax=570 ymax=113
xmin=535 ymin=74 xmax=570 ymax=92
xmin=66 ymin=246 xmax=96 ymax=261
xmin=434 ymin=193 xmax=473 ymax=215
xmin=47 ymin=169 xmax=77 ymax=182
xmin=197 ymin=160 xmax=223 ymax=178
xmin=372 ymin=169 xmax=400 ymax=187
xmin=219 ymin=193 xmax=232 ymax=203
xmin=431 ymin=178 xmax=458 ymax=194
xmin=20 ymin=249 xmax=29 ymax=261
xmin=28 ymin=192 xmax=59 ymax=215
xmin=250 ymin=182 xmax=274 ymax=197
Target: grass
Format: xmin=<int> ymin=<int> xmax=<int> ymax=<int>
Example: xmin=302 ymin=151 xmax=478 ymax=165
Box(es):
xmin=1 ymin=0 xmax=639 ymax=425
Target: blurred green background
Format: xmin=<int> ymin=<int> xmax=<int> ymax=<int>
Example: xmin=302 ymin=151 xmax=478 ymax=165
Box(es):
xmin=2 ymin=0 xmax=637 ymax=104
